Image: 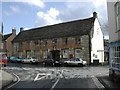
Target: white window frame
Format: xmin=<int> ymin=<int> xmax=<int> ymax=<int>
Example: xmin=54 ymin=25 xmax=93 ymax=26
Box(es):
xmin=63 ymin=50 xmax=68 ymax=58
xmin=115 ymin=2 xmax=120 ymax=31
xmin=75 ymin=49 xmax=81 ymax=58
xmin=110 ymin=45 xmax=120 ymax=69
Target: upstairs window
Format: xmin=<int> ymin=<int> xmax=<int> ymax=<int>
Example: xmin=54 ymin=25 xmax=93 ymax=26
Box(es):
xmin=63 ymin=38 xmax=68 ymax=45
xmin=75 ymin=37 xmax=81 ymax=45
xmin=115 ymin=2 xmax=120 ymax=31
xmin=52 ymin=39 xmax=57 ymax=44
xmin=43 ymin=40 xmax=47 ymax=46
xmin=34 ymin=40 xmax=39 ymax=45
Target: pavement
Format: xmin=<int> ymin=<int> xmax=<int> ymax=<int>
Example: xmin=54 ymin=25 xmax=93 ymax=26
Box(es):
xmin=0 ymin=69 xmax=17 ymax=90
xmin=97 ymin=75 xmax=120 ymax=89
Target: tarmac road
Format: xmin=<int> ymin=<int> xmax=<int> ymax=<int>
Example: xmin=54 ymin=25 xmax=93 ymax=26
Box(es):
xmin=3 ymin=62 xmax=109 ymax=89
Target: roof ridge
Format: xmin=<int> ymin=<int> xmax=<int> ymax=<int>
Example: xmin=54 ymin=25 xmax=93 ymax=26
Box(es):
xmin=13 ymin=16 xmax=95 ymax=42
xmin=22 ymin=17 xmax=94 ymax=32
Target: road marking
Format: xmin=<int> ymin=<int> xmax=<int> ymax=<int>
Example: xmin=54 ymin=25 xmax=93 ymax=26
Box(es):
xmin=50 ymin=70 xmax=63 ymax=90
xmin=34 ymin=73 xmax=51 ymax=81
xmin=50 ymin=78 xmax=60 ymax=90
xmin=91 ymin=76 xmax=105 ymax=89
xmin=6 ymin=73 xmax=20 ymax=89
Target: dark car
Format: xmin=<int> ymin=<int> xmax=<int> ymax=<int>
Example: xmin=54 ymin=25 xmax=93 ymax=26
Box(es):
xmin=42 ymin=58 xmax=62 ymax=66
xmin=42 ymin=58 xmax=55 ymax=66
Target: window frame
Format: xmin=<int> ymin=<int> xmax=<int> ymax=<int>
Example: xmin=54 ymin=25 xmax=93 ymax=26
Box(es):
xmin=62 ymin=38 xmax=68 ymax=45
xmin=115 ymin=1 xmax=120 ymax=32
xmin=63 ymin=49 xmax=68 ymax=58
xmin=75 ymin=37 xmax=81 ymax=45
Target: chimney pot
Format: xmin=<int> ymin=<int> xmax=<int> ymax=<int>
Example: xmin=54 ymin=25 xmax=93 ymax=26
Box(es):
xmin=93 ymin=12 xmax=97 ymax=18
xmin=12 ymin=28 xmax=16 ymax=34
xmin=20 ymin=27 xmax=24 ymax=32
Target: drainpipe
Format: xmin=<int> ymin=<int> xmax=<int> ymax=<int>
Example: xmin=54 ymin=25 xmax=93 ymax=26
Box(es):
xmin=89 ymin=34 xmax=91 ymax=65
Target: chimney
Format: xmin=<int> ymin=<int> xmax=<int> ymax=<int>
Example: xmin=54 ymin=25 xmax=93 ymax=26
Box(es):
xmin=12 ymin=28 xmax=16 ymax=35
xmin=93 ymin=12 xmax=97 ymax=18
xmin=20 ymin=27 xmax=24 ymax=32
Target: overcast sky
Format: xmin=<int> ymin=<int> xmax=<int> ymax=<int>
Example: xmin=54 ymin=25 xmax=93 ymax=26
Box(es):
xmin=1 ymin=0 xmax=108 ymax=38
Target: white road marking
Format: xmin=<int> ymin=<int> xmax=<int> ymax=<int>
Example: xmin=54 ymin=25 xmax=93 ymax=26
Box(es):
xmin=50 ymin=70 xmax=63 ymax=90
xmin=6 ymin=73 xmax=20 ymax=89
xmin=50 ymin=78 xmax=60 ymax=90
xmin=34 ymin=73 xmax=51 ymax=81
xmin=91 ymin=76 xmax=105 ymax=89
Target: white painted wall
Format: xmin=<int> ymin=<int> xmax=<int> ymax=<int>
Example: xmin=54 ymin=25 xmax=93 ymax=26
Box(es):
xmin=107 ymin=2 xmax=119 ymax=42
xmin=91 ymin=18 xmax=104 ymax=63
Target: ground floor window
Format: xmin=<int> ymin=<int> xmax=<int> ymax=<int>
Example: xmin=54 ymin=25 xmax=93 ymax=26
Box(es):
xmin=110 ymin=43 xmax=120 ymax=69
xmin=75 ymin=49 xmax=80 ymax=58
xmin=43 ymin=51 xmax=48 ymax=58
xmin=63 ymin=50 xmax=68 ymax=58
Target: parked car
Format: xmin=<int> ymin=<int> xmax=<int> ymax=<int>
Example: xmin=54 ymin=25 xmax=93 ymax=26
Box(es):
xmin=8 ymin=56 xmax=24 ymax=63
xmin=22 ymin=57 xmax=39 ymax=64
xmin=64 ymin=58 xmax=87 ymax=66
xmin=42 ymin=58 xmax=61 ymax=66
xmin=42 ymin=58 xmax=55 ymax=66
xmin=0 ymin=53 xmax=8 ymax=67
xmin=8 ymin=56 xmax=19 ymax=62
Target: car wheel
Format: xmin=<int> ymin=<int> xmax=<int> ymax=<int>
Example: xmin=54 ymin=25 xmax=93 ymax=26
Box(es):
xmin=78 ymin=63 xmax=83 ymax=67
xmin=64 ymin=63 xmax=68 ymax=67
xmin=4 ymin=64 xmax=6 ymax=67
xmin=30 ymin=61 xmax=33 ymax=64
xmin=53 ymin=63 xmax=55 ymax=66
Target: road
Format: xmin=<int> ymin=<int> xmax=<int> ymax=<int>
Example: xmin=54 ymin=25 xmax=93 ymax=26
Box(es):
xmin=3 ymin=62 xmax=109 ymax=89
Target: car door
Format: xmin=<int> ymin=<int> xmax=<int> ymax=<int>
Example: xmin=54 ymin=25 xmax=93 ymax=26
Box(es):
xmin=75 ymin=58 xmax=82 ymax=65
xmin=69 ymin=59 xmax=76 ymax=65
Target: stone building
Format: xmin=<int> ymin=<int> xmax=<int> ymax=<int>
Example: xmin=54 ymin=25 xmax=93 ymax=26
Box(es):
xmin=12 ymin=12 xmax=104 ymax=65
xmin=2 ymin=29 xmax=16 ymax=56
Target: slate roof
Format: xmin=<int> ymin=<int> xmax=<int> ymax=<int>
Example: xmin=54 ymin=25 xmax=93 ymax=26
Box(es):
xmin=2 ymin=33 xmax=12 ymax=41
xmin=13 ymin=17 xmax=95 ymax=42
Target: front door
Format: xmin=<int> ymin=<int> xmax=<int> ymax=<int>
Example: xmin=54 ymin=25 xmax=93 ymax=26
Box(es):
xmin=50 ymin=50 xmax=60 ymax=61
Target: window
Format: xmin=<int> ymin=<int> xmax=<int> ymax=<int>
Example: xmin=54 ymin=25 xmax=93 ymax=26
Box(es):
xmin=75 ymin=37 xmax=81 ymax=45
xmin=115 ymin=2 xmax=120 ymax=31
xmin=63 ymin=38 xmax=68 ymax=45
xmin=34 ymin=40 xmax=39 ymax=45
xmin=26 ymin=41 xmax=30 ymax=46
xmin=110 ymin=45 xmax=120 ymax=69
xmin=43 ymin=40 xmax=47 ymax=46
xmin=63 ymin=50 xmax=68 ymax=58
xmin=52 ymin=39 xmax=57 ymax=44
xmin=75 ymin=49 xmax=80 ymax=58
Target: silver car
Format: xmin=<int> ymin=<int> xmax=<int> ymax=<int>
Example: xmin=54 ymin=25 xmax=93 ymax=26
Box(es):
xmin=64 ymin=58 xmax=87 ymax=66
xmin=22 ymin=57 xmax=39 ymax=64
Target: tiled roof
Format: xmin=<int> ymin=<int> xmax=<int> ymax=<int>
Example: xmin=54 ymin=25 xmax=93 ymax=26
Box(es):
xmin=13 ymin=17 xmax=95 ymax=42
